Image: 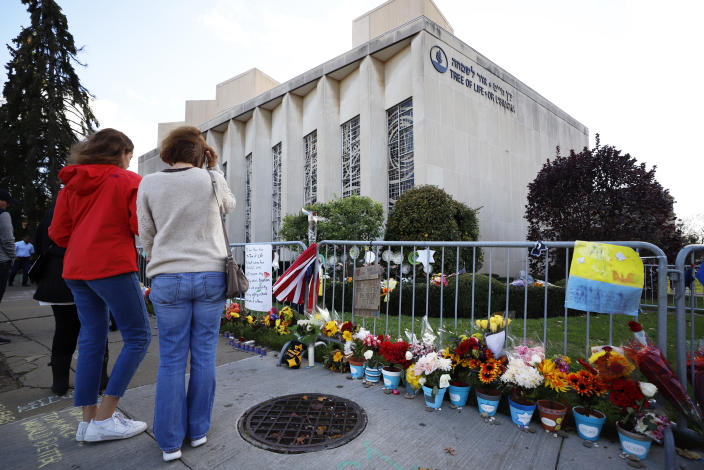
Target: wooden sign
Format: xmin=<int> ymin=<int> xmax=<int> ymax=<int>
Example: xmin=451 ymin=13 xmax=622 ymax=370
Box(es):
xmin=353 ymin=265 xmax=382 ymax=317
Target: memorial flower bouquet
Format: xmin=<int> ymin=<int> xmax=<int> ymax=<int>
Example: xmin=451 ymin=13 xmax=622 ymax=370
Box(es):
xmin=274 ymin=306 xmax=295 ymax=335
xmin=500 ymin=357 xmax=543 ymax=403
xmin=537 ymin=356 xmax=571 ymax=399
xmin=379 ymin=339 xmax=412 ymax=370
xmin=295 ymin=306 xmax=332 ymax=345
xmin=623 ymin=320 xmax=704 ymax=438
xmin=360 ymin=333 xmax=389 ymax=369
xmin=323 ymin=342 xmax=349 ymax=373
xmin=224 ymin=302 xmax=241 ymax=321
xmin=412 ymin=351 xmax=453 ymax=397
xmin=475 ymin=312 xmax=511 ymax=356
xmin=344 ymin=327 xmax=370 ymax=361
xmin=567 ymin=359 xmax=607 ymax=418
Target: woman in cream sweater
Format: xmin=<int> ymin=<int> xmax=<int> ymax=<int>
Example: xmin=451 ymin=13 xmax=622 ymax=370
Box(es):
xmin=137 ymin=126 xmax=235 ymax=462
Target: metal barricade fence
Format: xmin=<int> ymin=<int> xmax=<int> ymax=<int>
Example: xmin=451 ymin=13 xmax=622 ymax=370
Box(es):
xmin=314 ymin=240 xmax=669 ymax=358
xmin=674 ymin=244 xmax=704 ymax=439
xmin=135 ymin=241 xmax=307 ymax=298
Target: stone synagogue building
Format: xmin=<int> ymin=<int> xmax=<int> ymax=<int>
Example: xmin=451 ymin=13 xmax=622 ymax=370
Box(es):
xmin=138 ymin=0 xmax=588 ymax=259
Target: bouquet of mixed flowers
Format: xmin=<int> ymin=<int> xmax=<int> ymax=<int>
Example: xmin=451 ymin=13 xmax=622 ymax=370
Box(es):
xmin=224 ymin=302 xmax=241 ymax=321
xmin=322 ymin=342 xmax=349 ymax=373
xmin=501 ymin=358 xmax=543 ymax=403
xmin=475 ymin=313 xmax=512 ymax=356
xmin=622 ymin=320 xmax=702 ymax=438
xmin=567 ymin=358 xmax=607 ymax=417
xmin=295 ymin=307 xmax=332 ymax=345
xmin=379 ymin=339 xmax=411 ymax=370
xmin=344 ymin=327 xmax=369 ymax=361
xmin=537 ymin=355 xmax=571 ymax=399
xmin=412 ymin=351 xmax=453 ymax=396
xmin=360 ymin=332 xmax=389 ymax=369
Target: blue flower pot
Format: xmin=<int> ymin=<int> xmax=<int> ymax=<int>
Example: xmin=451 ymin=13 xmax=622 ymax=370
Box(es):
xmin=476 ymin=389 xmax=501 ymax=417
xmin=448 ymin=383 xmax=471 ymax=407
xmin=405 ymin=380 xmax=419 ymax=396
xmin=422 ymin=385 xmax=447 ymax=409
xmin=508 ymin=396 xmax=536 ymax=428
xmin=365 ymin=366 xmax=381 ymax=383
xmin=349 ymin=360 xmax=365 ymax=379
xmin=381 ymin=367 xmax=402 ymax=390
xmin=572 ymin=407 xmax=605 ymax=442
xmin=617 ymin=422 xmax=652 ymax=460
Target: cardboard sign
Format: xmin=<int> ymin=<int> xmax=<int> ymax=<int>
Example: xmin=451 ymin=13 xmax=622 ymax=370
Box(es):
xmin=353 ymin=265 xmax=382 ymax=317
xmin=565 ymin=241 xmax=644 ymax=316
xmin=245 ymin=244 xmax=273 ymax=312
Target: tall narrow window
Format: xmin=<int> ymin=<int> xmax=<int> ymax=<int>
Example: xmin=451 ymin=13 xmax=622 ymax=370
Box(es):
xmin=341 ymin=116 xmax=360 ymax=198
xmin=304 ymin=131 xmax=317 ymax=206
xmin=387 ymin=98 xmax=414 ymax=211
xmin=245 ymin=153 xmax=252 ymax=243
xmin=272 ymin=143 xmax=282 ymax=242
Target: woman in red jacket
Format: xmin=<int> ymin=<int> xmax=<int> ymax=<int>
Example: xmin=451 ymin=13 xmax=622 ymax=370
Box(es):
xmin=50 ymin=128 xmax=151 ymax=443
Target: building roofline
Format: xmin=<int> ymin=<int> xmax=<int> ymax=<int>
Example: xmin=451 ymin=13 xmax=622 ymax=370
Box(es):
xmin=140 ymin=15 xmax=587 ymax=163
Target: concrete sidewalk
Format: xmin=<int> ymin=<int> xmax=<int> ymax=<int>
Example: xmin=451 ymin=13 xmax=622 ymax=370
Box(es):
xmin=0 ymin=285 xmax=694 ymax=469
xmin=0 ymin=285 xmax=249 ymax=425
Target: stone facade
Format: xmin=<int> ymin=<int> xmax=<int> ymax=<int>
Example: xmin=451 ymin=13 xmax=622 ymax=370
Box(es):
xmin=138 ymin=1 xmax=588 ymax=271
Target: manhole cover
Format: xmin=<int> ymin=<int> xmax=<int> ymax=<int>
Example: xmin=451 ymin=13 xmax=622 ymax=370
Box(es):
xmin=238 ymin=393 xmax=367 ymax=454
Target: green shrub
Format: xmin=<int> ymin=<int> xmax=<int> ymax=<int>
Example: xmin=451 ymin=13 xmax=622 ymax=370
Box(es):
xmin=384 ymin=185 xmax=482 ymax=270
xmin=322 ymin=274 xmax=571 ymax=319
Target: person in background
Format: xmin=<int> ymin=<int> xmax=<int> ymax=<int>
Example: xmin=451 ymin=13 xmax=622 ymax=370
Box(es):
xmin=137 ymin=126 xmax=235 ymax=462
xmin=34 ymin=207 xmax=110 ymax=396
xmin=50 ymin=128 xmax=151 ymax=443
xmin=0 ymin=189 xmax=17 ymax=344
xmin=9 ymin=234 xmax=34 ymax=287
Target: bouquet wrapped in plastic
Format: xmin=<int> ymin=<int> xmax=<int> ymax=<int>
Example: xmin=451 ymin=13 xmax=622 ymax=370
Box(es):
xmin=623 ymin=320 xmax=704 ymax=438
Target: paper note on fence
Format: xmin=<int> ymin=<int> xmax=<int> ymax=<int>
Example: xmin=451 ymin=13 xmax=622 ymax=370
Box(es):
xmin=565 ymin=241 xmax=644 ymax=316
xmin=245 ymin=244 xmax=273 ymax=312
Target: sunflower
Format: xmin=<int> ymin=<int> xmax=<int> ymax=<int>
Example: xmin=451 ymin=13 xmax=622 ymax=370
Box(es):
xmin=606 ymin=352 xmax=635 ymax=378
xmin=466 ymin=358 xmax=481 ymax=370
xmin=539 ymin=359 xmax=569 ymax=392
xmin=479 ymin=359 xmax=502 ymax=384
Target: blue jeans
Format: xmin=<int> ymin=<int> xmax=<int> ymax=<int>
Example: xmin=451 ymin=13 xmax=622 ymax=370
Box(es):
xmin=150 ymin=272 xmax=226 ymax=452
xmin=66 ymin=272 xmax=151 ymax=407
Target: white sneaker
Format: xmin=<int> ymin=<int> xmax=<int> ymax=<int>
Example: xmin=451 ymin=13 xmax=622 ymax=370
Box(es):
xmin=76 ymin=421 xmax=89 ymax=441
xmin=83 ymin=411 xmax=147 ymax=442
xmin=163 ymin=450 xmax=182 ymax=462
xmin=191 ymin=436 xmax=207 ymax=448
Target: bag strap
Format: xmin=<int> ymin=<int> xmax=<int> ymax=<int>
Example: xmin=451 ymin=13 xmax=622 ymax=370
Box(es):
xmin=208 ymin=170 xmax=234 ymax=260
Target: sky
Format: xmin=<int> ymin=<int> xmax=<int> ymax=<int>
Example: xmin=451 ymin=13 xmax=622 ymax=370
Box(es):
xmin=1 ymin=0 xmax=703 ymax=220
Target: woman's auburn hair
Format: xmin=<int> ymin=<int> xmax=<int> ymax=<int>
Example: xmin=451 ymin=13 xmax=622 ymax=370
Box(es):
xmin=160 ymin=126 xmax=211 ymax=167
xmin=70 ymin=128 xmax=134 ymax=165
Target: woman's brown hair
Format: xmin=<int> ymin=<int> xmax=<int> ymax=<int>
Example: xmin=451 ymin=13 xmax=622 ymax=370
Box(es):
xmin=160 ymin=126 xmax=212 ymax=167
xmin=70 ymin=128 xmax=134 ymax=165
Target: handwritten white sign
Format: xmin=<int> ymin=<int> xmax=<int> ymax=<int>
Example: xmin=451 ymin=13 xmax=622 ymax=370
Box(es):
xmin=245 ymin=244 xmax=272 ymax=312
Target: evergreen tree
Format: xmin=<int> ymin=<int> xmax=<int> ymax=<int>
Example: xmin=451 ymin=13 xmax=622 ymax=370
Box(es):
xmin=0 ymin=0 xmax=98 ymax=233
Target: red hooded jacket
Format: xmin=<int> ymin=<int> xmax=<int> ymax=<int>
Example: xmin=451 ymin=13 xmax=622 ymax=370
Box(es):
xmin=49 ymin=164 xmax=141 ymax=280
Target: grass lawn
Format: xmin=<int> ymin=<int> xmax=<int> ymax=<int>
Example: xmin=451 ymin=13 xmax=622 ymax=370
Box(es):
xmin=332 ymin=308 xmax=704 ymax=362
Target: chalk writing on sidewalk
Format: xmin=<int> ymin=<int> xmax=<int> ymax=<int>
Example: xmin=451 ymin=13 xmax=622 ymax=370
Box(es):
xmin=17 ymin=392 xmax=74 ymax=413
xmin=21 ymin=408 xmax=81 ymax=468
xmin=0 ymin=401 xmax=16 ymax=424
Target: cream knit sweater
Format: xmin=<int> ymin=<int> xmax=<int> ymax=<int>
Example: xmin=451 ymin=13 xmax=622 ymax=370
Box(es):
xmin=137 ymin=166 xmax=236 ymax=278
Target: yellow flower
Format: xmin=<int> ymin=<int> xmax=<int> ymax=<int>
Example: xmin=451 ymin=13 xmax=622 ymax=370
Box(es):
xmin=406 ymin=365 xmax=421 ymax=389
xmin=343 ymin=330 xmax=353 ymax=342
xmin=323 ymin=320 xmax=338 ymax=337
xmin=232 ymin=312 xmax=239 ymax=318
xmin=333 ymin=351 xmax=344 ymax=362
xmin=480 ymin=319 xmax=488 ymax=330
xmin=588 ymin=350 xmax=606 ymax=364
xmin=247 ymin=315 xmax=254 ymax=325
